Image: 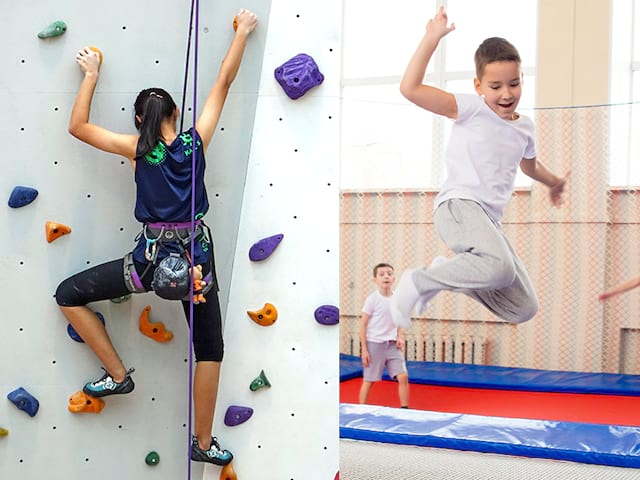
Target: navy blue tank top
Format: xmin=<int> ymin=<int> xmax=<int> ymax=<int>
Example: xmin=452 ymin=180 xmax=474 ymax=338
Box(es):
xmin=132 ymin=128 xmax=210 ymax=264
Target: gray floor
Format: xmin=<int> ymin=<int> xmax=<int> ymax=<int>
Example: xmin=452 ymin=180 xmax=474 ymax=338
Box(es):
xmin=340 ymin=440 xmax=640 ymax=480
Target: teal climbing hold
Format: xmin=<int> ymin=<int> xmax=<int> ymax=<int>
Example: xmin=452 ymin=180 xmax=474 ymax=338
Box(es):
xmin=249 ymin=369 xmax=271 ymax=391
xmin=7 ymin=387 xmax=39 ymax=417
xmin=145 ymin=451 xmax=160 ymax=466
xmin=8 ymin=186 xmax=38 ymax=208
xmin=38 ymin=20 xmax=67 ymax=39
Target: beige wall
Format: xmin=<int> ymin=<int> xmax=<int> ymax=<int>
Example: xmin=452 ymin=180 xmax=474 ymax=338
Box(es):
xmin=537 ymin=0 xmax=611 ymax=106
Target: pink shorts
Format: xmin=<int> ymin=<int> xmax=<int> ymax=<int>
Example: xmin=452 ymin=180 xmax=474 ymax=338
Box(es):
xmin=363 ymin=340 xmax=407 ymax=382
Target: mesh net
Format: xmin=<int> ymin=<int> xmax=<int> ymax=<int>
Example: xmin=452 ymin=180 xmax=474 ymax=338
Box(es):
xmin=340 ymin=103 xmax=640 ymax=374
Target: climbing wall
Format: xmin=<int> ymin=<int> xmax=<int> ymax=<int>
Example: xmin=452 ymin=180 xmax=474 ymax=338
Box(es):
xmin=0 ymin=1 xmax=340 ymax=479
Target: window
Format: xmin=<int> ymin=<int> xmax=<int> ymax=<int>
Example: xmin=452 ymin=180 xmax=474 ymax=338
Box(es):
xmin=341 ymin=0 xmax=539 ymax=190
xmin=610 ymin=0 xmax=640 ymax=186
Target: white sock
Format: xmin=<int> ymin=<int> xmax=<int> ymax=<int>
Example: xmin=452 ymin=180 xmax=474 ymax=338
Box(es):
xmin=390 ymin=269 xmax=420 ymax=329
xmin=414 ymin=256 xmax=448 ymax=315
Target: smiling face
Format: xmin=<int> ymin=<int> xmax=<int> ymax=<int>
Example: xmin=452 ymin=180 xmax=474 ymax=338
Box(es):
xmin=474 ymin=60 xmax=522 ymax=121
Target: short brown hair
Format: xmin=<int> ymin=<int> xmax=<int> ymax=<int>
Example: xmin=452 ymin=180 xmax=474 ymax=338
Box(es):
xmin=373 ymin=263 xmax=394 ymax=277
xmin=474 ymin=37 xmax=521 ymax=79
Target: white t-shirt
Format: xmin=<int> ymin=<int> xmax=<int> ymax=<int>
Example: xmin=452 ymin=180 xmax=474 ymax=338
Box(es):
xmin=362 ymin=290 xmax=397 ymax=343
xmin=434 ymin=93 xmax=536 ymax=223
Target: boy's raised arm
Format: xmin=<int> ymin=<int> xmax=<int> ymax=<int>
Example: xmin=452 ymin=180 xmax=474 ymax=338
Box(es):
xmin=400 ymin=6 xmax=457 ymax=119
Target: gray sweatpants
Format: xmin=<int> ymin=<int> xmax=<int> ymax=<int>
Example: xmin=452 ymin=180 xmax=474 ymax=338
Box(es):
xmin=412 ymin=198 xmax=538 ymax=323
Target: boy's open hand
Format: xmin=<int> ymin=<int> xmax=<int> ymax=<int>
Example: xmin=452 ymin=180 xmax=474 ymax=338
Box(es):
xmin=549 ymin=171 xmax=570 ymax=207
xmin=426 ymin=5 xmax=456 ymax=39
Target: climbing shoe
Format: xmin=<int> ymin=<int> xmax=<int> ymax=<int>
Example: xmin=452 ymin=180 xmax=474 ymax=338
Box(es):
xmin=83 ymin=367 xmax=135 ymax=398
xmin=190 ymin=435 xmax=233 ymax=465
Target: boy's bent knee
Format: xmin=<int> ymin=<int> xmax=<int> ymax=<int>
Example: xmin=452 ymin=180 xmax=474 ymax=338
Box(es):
xmin=507 ymin=298 xmax=539 ymax=324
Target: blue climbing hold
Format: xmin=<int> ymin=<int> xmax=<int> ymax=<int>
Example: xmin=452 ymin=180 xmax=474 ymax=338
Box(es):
xmin=224 ymin=405 xmax=253 ymax=426
xmin=249 ymin=234 xmax=284 ymax=261
xmin=7 ymin=387 xmax=39 ymax=417
xmin=274 ymin=53 xmax=324 ymax=100
xmin=314 ymin=305 xmax=339 ymax=326
xmin=8 ymin=186 xmax=38 ymax=208
xmin=67 ymin=312 xmax=105 ymax=343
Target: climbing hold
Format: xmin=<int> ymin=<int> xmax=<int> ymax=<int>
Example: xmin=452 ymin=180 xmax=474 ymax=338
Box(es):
xmin=67 ymin=391 xmax=105 ymax=414
xmin=334 ymin=472 xmax=339 ymax=480
xmin=8 ymin=186 xmax=38 ymax=208
xmin=314 ymin=304 xmax=339 ymax=326
xmin=220 ymin=462 xmax=237 ymax=480
xmin=46 ymin=221 xmax=71 ymax=243
xmin=7 ymin=387 xmax=39 ymax=417
xmin=274 ymin=53 xmax=324 ymax=100
xmin=224 ymin=405 xmax=253 ymax=426
xmin=0 ymin=427 xmax=8 ymax=437
xmin=67 ymin=311 xmax=105 ymax=343
xmin=233 ymin=16 xmax=238 ymax=31
xmin=249 ymin=234 xmax=284 ymax=261
xmin=110 ymin=294 xmax=131 ymax=304
xmin=88 ymin=45 xmax=103 ymax=65
xmin=249 ymin=369 xmax=271 ymax=391
xmin=139 ymin=305 xmax=174 ymax=342
xmin=247 ymin=303 xmax=278 ymax=326
xmin=145 ymin=451 xmax=160 ymax=466
xmin=37 ymin=20 xmax=67 ymax=39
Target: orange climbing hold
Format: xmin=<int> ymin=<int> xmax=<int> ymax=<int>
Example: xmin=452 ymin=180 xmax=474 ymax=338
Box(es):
xmin=233 ymin=16 xmax=238 ymax=31
xmin=45 ymin=221 xmax=71 ymax=243
xmin=247 ymin=303 xmax=278 ymax=326
xmin=220 ymin=462 xmax=237 ymax=480
xmin=139 ymin=305 xmax=174 ymax=342
xmin=88 ymin=45 xmax=103 ymax=65
xmin=68 ymin=391 xmax=105 ymax=414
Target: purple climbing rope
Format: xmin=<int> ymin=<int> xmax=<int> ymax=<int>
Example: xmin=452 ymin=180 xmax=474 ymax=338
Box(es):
xmin=184 ymin=0 xmax=199 ymax=478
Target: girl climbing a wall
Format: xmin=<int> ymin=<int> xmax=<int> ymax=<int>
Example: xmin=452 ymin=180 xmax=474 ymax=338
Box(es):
xmin=55 ymin=8 xmax=258 ymax=466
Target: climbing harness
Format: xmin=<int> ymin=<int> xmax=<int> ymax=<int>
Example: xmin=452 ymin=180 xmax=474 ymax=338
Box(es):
xmin=122 ymin=220 xmax=216 ymax=302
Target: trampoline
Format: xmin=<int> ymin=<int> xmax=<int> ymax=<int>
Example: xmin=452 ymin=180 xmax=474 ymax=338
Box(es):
xmin=339 ymin=354 xmax=640 ymax=468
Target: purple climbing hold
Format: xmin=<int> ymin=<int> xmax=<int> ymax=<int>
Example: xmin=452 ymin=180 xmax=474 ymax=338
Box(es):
xmin=67 ymin=312 xmax=105 ymax=343
xmin=314 ymin=305 xmax=339 ymax=326
xmin=224 ymin=405 xmax=254 ymax=426
xmin=7 ymin=387 xmax=39 ymax=417
xmin=249 ymin=234 xmax=284 ymax=262
xmin=8 ymin=186 xmax=38 ymax=208
xmin=274 ymin=53 xmax=324 ymax=100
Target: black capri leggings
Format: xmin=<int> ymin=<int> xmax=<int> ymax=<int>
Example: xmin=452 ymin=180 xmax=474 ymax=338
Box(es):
xmin=55 ymin=256 xmax=224 ymax=362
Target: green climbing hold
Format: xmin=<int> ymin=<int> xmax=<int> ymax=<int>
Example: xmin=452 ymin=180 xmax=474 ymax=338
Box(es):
xmin=0 ymin=427 xmax=8 ymax=437
xmin=110 ymin=294 xmax=131 ymax=304
xmin=145 ymin=451 xmax=160 ymax=466
xmin=38 ymin=21 xmax=67 ymax=39
xmin=249 ymin=369 xmax=271 ymax=391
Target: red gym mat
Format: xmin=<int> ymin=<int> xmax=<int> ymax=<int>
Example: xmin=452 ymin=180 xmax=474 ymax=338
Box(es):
xmin=340 ymin=378 xmax=640 ymax=427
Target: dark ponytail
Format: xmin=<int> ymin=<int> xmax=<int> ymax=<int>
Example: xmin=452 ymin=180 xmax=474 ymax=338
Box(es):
xmin=133 ymin=88 xmax=177 ymax=157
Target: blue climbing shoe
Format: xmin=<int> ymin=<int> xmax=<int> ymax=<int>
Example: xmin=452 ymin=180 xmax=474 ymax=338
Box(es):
xmin=190 ymin=435 xmax=233 ymax=465
xmin=83 ymin=367 xmax=135 ymax=398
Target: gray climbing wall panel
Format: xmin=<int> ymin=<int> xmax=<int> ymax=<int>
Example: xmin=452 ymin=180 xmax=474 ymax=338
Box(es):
xmin=0 ymin=0 xmax=339 ymax=479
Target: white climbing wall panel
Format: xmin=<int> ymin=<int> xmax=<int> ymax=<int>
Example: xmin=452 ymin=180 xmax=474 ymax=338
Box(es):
xmin=0 ymin=0 xmax=340 ymax=479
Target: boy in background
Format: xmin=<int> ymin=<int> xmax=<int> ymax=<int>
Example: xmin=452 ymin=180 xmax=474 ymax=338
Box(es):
xmin=360 ymin=263 xmax=409 ymax=408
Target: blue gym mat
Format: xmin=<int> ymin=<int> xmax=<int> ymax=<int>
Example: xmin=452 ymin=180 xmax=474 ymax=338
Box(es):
xmin=340 ymin=354 xmax=640 ymax=467
xmin=340 ymin=353 xmax=640 ymax=395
